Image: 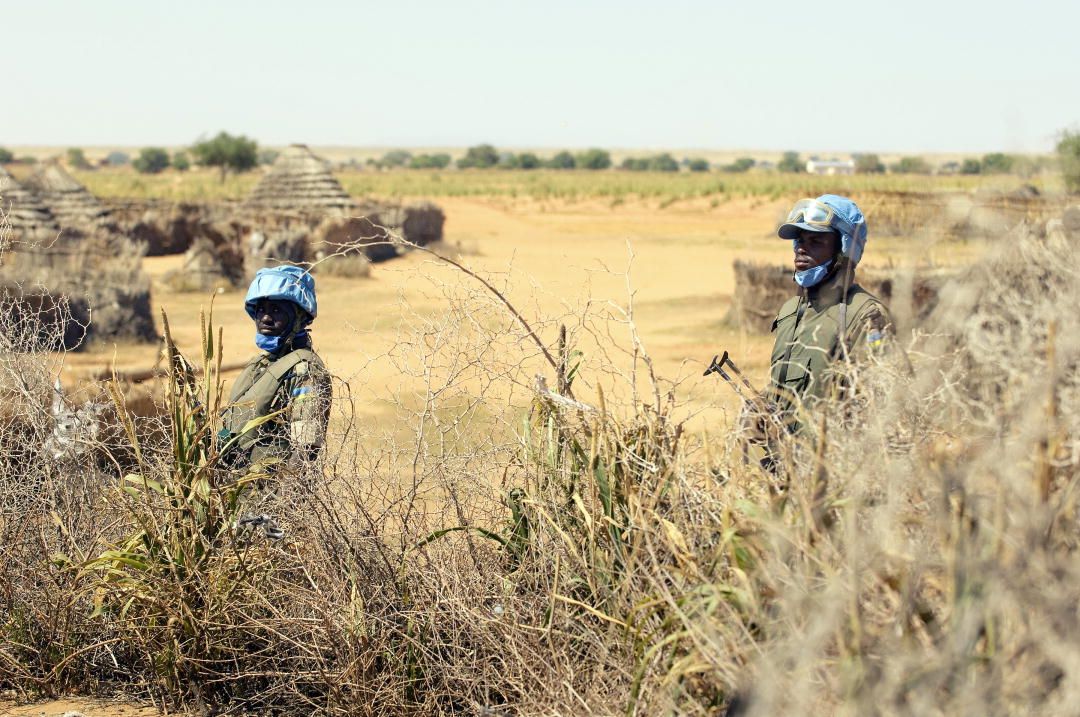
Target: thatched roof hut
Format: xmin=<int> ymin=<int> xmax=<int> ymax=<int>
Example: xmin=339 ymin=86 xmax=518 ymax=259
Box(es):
xmin=243 ymin=144 xmax=357 ymax=214
xmin=724 ymin=261 xmax=793 ymax=333
xmin=23 ymin=162 xmax=112 ymax=232
xmin=0 ymin=166 xmax=60 ymax=241
xmin=163 ymin=236 xmax=248 ymax=293
xmin=1 ymin=233 xmax=156 ymax=350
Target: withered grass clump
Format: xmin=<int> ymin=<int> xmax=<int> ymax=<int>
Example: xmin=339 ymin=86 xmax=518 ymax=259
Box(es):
xmin=2 ymin=215 xmax=1080 ymax=716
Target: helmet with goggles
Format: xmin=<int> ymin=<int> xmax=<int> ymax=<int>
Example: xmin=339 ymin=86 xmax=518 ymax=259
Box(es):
xmin=778 ymin=194 xmax=868 ymax=265
xmin=244 ymin=265 xmax=318 ymax=324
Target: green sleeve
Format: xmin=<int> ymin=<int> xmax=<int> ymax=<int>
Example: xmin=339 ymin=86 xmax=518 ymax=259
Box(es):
xmin=281 ymin=360 xmax=332 ymax=462
xmin=845 ymin=300 xmax=894 ymax=360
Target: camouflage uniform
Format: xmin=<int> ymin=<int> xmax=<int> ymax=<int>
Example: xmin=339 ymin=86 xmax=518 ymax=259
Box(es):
xmin=221 ymin=346 xmax=332 ymax=468
xmin=767 ymin=267 xmax=892 ymax=432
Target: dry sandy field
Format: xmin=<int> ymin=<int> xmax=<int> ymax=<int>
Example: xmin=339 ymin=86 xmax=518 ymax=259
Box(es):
xmin=57 ymin=194 xmax=983 ymax=432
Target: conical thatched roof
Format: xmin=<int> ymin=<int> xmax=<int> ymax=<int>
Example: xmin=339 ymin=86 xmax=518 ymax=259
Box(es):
xmin=0 ymin=166 xmax=60 ymax=240
xmin=244 ymin=144 xmax=356 ymax=213
xmin=24 ymin=162 xmax=111 ymax=230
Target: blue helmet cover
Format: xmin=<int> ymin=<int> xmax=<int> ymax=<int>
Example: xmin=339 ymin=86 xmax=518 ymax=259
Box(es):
xmin=778 ymin=194 xmax=869 ymax=265
xmin=816 ymin=194 xmax=868 ymax=265
xmin=244 ymin=266 xmax=317 ymax=323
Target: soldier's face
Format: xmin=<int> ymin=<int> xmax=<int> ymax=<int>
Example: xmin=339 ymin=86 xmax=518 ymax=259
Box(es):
xmin=255 ymin=299 xmax=293 ymax=336
xmin=793 ymin=230 xmax=839 ymax=271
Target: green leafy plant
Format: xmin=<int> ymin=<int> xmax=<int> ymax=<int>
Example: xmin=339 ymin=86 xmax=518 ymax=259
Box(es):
xmin=81 ymin=307 xmax=276 ymax=699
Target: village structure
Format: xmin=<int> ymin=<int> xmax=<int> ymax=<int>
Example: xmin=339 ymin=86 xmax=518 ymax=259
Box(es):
xmin=0 ymin=145 xmax=1053 ymax=355
xmin=805 ymin=158 xmax=855 ymax=175
xmin=0 ymin=145 xmax=445 ymax=350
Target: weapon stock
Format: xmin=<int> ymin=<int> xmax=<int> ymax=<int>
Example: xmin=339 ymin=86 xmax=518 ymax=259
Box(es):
xmin=704 ymin=351 xmax=777 ymax=418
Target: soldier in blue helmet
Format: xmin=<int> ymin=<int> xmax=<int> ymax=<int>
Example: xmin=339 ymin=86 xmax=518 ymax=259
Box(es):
xmin=765 ymin=194 xmax=893 ymax=432
xmin=220 ymin=265 xmax=332 ymax=470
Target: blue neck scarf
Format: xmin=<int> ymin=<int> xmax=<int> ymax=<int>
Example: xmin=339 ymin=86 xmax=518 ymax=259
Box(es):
xmin=254 ymin=303 xmax=312 ymax=354
xmin=255 ymin=329 xmax=310 ymax=354
xmin=794 ymin=259 xmax=833 ymax=288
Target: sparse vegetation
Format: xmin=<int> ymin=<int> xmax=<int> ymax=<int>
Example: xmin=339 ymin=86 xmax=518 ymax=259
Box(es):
xmin=66 ymin=147 xmax=91 ymax=169
xmin=171 ymin=151 xmax=191 ymax=171
xmin=777 ymin=150 xmax=803 ymax=173
xmin=575 ymin=148 xmax=612 ymax=170
xmin=853 ymin=153 xmax=885 ymax=174
xmin=1057 ymin=130 xmax=1080 ymax=193
xmin=891 ymin=155 xmax=932 ymax=174
xmin=0 ymin=147 xmax=13 ymax=163
xmin=409 ymin=152 xmax=452 ymax=169
xmin=687 ymin=157 xmax=711 ymax=172
xmin=980 ymin=151 xmax=1014 ymax=174
xmin=456 ymin=143 xmax=499 ymax=169
xmin=378 ymin=149 xmax=413 ymax=168
xmin=498 ymin=152 xmax=542 ymax=169
xmin=961 ymin=157 xmax=982 ymax=174
xmin=132 ymin=147 xmax=171 ymax=174
xmin=546 ymin=151 xmax=576 ymax=169
xmin=191 ymin=131 xmax=259 ymax=182
xmin=621 ymin=153 xmax=679 ymax=172
xmin=721 ymin=157 xmax=754 ymax=173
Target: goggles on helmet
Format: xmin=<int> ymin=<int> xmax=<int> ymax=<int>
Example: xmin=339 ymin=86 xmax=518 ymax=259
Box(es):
xmin=785 ymin=198 xmax=837 ymax=228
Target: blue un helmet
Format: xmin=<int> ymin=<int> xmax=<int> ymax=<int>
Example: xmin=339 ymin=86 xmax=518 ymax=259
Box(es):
xmin=777 ymin=194 xmax=868 ymax=265
xmin=244 ymin=266 xmax=318 ymax=324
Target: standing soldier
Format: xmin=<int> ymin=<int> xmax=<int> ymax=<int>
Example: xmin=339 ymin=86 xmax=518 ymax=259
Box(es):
xmin=220 ymin=266 xmax=332 ymax=473
xmin=766 ymin=194 xmax=892 ymax=433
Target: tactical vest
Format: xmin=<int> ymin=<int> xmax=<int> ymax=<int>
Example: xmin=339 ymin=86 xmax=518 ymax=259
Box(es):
xmin=768 ymin=273 xmax=884 ymax=422
xmin=221 ymin=349 xmax=316 ymax=455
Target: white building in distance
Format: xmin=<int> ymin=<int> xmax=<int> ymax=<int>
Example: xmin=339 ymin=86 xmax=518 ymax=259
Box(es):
xmin=806 ymin=159 xmax=855 ymax=175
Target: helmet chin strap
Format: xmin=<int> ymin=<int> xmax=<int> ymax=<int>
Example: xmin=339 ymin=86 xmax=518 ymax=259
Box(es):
xmin=836 ymin=253 xmax=855 ymax=362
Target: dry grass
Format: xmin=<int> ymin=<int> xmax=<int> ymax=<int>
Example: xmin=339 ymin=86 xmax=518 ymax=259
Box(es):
xmin=2 ymin=199 xmax=1080 ymax=715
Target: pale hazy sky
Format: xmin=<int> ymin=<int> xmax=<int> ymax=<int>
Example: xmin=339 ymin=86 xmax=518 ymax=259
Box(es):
xmin=4 ymin=0 xmax=1078 ymax=153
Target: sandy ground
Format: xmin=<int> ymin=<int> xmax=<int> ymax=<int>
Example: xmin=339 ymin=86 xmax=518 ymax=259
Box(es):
xmin=0 ymin=696 xmax=162 ymax=716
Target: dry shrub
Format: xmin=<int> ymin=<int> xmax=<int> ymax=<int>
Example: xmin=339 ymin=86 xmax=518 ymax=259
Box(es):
xmin=1 ymin=231 xmax=156 ymax=349
xmin=2 ymin=214 xmax=1080 ymax=716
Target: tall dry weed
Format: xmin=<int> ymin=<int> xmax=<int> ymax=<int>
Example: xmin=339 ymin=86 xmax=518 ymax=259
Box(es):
xmin=1 ymin=215 xmax=1079 ymax=716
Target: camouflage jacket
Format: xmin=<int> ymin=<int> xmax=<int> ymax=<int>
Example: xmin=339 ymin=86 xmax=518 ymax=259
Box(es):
xmin=767 ymin=268 xmax=892 ymax=431
xmin=220 ymin=347 xmax=332 ymax=468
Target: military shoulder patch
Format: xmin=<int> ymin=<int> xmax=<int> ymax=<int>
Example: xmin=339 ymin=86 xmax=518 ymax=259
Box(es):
xmin=867 ymin=329 xmax=885 ymax=348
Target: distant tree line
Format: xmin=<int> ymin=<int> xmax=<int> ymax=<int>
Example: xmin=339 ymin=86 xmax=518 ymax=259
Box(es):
xmin=7 ymin=134 xmax=1077 ymax=189
xmin=350 ymin=132 xmax=1080 ymax=191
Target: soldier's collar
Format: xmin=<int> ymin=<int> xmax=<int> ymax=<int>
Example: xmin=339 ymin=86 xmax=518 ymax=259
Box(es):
xmin=805 ymin=265 xmax=855 ymax=307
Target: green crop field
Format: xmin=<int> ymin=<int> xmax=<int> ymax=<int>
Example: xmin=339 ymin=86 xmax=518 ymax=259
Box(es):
xmin=70 ymin=166 xmax=1060 ymax=204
